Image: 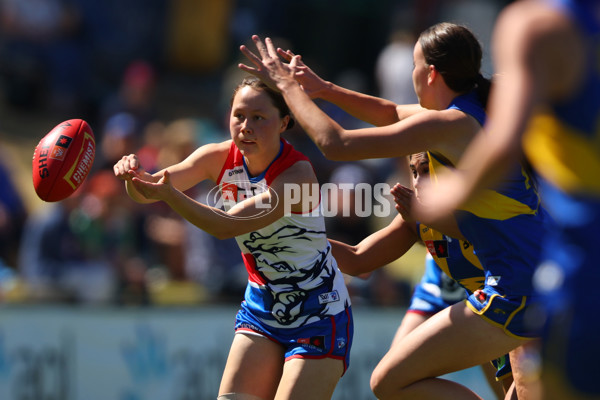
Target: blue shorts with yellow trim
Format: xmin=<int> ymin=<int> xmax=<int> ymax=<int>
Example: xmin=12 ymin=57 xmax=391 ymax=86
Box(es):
xmin=466 ymin=286 xmax=540 ymax=339
xmin=491 ymin=353 xmax=512 ymax=381
xmin=234 ymin=305 xmax=353 ymax=375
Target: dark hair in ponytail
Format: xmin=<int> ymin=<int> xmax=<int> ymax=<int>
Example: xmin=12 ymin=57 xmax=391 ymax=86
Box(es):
xmin=419 ymin=23 xmax=491 ymax=108
xmin=474 ymin=73 xmax=491 ymax=108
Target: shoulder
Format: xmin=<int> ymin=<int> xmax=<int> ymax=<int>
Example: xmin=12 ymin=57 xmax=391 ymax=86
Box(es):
xmin=272 ymin=159 xmax=318 ymax=186
xmin=494 ymin=0 xmax=584 ymax=99
xmin=180 ymin=140 xmax=232 ymax=181
xmin=416 ymin=108 xmax=481 ymax=158
xmin=186 ymin=140 xmax=231 ymax=165
xmin=412 ymin=107 xmax=476 ymax=126
xmin=269 ymin=160 xmax=319 ymax=214
xmin=497 ymin=1 xmax=576 ymax=51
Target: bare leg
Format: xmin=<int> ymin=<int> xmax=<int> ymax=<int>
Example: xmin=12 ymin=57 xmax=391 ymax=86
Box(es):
xmin=275 ymin=357 xmax=344 ymax=400
xmin=219 ymin=333 xmax=285 ymax=399
xmin=480 ymin=361 xmax=511 ymax=400
xmin=509 ymin=341 xmax=543 ymax=400
xmin=391 ymin=311 xmax=429 ymax=347
xmin=371 ymin=302 xmax=524 ymax=399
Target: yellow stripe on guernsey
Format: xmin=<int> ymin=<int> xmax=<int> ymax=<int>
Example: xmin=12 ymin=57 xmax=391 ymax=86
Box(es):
xmin=428 ymin=151 xmax=538 ymax=220
xmin=523 ymin=111 xmax=600 ymax=195
xmin=418 ymin=224 xmax=483 ymax=293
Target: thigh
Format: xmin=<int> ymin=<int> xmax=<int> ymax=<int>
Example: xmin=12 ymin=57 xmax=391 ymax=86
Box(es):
xmin=391 ymin=311 xmax=430 ymax=347
xmin=509 ymin=341 xmax=543 ymax=400
xmin=276 ymin=357 xmax=344 ymax=400
xmin=372 ymin=301 xmax=524 ymax=392
xmin=219 ymin=333 xmax=285 ymax=399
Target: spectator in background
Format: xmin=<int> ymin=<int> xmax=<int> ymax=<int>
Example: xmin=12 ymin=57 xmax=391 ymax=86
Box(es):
xmin=95 ymin=60 xmax=158 ymax=167
xmin=97 ymin=112 xmax=140 ymax=171
xmin=0 ymin=147 xmax=27 ymax=270
xmin=99 ymin=60 xmax=157 ymax=134
xmin=19 ymin=170 xmax=150 ymax=305
xmin=0 ymin=0 xmax=85 ymax=113
xmin=375 ymin=29 xmax=418 ymax=105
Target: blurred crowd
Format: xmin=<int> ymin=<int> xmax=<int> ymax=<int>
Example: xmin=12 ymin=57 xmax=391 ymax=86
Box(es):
xmin=0 ymin=0 xmax=508 ymax=307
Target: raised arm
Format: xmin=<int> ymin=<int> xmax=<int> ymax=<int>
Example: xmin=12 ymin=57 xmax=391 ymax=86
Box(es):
xmin=412 ymin=1 xmax=584 ymax=221
xmin=274 ymin=49 xmax=424 ymax=126
xmin=330 ymin=214 xmax=419 ymax=276
xmin=239 ymin=36 xmax=471 ymax=162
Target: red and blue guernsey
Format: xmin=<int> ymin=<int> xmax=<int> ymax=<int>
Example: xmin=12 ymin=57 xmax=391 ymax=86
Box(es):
xmin=216 ymin=139 xmax=351 ymax=330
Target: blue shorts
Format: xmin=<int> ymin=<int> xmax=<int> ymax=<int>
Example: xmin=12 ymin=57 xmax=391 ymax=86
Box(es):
xmin=234 ymin=305 xmax=353 ymax=375
xmin=533 ymin=186 xmax=600 ymax=395
xmin=491 ymin=353 xmax=512 ymax=381
xmin=408 ymin=255 xmax=468 ymax=315
xmin=466 ymin=287 xmax=539 ymax=339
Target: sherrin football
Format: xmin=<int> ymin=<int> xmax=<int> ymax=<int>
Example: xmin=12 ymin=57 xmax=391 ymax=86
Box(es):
xmin=32 ymin=119 xmax=96 ymax=202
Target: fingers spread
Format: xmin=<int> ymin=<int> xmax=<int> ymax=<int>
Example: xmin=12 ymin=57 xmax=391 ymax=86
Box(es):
xmin=252 ymin=35 xmax=269 ymax=57
xmin=240 ymin=45 xmax=262 ymax=67
xmin=264 ymin=37 xmax=278 ymax=57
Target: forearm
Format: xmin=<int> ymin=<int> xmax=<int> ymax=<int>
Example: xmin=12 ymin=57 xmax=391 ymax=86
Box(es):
xmin=330 ymin=239 xmax=383 ymax=276
xmin=279 ymin=80 xmax=350 ymax=159
xmin=330 ymin=218 xmax=417 ymax=276
xmin=316 ymin=81 xmax=405 ymax=126
xmin=163 ymin=188 xmax=240 ymax=240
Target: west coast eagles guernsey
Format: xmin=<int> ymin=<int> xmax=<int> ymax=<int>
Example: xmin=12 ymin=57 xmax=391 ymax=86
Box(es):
xmin=416 ymin=221 xmax=484 ymax=295
xmin=520 ymin=1 xmax=600 ymax=391
xmin=216 ymin=139 xmax=351 ymax=329
xmin=428 ymin=91 xmax=551 ymax=296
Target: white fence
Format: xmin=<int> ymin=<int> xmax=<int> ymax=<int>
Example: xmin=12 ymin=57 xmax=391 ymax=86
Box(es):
xmin=0 ymin=306 xmax=495 ymax=400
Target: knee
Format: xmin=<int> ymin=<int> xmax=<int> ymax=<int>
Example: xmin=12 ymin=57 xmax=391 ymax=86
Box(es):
xmin=217 ymin=393 xmax=265 ymax=400
xmin=370 ymin=365 xmax=399 ymax=399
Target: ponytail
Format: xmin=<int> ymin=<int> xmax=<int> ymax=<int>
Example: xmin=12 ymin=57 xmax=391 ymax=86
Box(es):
xmin=475 ymin=73 xmax=492 ymax=109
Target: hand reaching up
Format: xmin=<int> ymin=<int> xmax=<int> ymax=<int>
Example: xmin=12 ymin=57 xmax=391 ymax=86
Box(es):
xmin=276 ymin=48 xmax=329 ymax=99
xmin=239 ymin=35 xmax=299 ymax=92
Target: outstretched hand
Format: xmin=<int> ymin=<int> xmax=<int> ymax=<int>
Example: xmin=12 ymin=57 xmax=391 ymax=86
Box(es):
xmin=405 ymin=172 xmax=470 ymax=226
xmin=276 ymin=48 xmax=329 ymax=98
xmin=239 ymin=35 xmax=300 ymax=92
xmin=114 ymin=154 xmax=146 ymax=181
xmin=131 ymin=170 xmax=175 ymax=202
xmin=391 ymin=183 xmax=417 ymax=222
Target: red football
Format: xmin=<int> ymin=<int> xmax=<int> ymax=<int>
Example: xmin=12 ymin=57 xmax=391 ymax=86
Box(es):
xmin=32 ymin=119 xmax=96 ymax=202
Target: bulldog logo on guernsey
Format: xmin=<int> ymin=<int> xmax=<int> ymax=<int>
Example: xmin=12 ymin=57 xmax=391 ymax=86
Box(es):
xmin=207 ymin=180 xmax=279 ymax=220
xmin=63 ymin=132 xmax=95 ymax=190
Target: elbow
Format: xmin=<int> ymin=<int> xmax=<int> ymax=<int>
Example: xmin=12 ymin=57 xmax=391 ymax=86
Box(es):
xmin=192 ymin=221 xmax=238 ymax=240
xmin=315 ymin=137 xmax=352 ymax=162
xmin=215 ymin=232 xmax=236 ymax=241
xmin=319 ymin=145 xmax=345 ymax=161
xmin=210 ymin=228 xmax=237 ymax=241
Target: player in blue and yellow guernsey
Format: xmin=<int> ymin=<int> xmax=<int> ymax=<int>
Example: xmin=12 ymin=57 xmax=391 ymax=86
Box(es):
xmin=240 ymin=22 xmax=550 ymax=399
xmin=331 ymin=152 xmax=513 ymax=397
xmin=412 ymin=1 xmax=600 ymax=398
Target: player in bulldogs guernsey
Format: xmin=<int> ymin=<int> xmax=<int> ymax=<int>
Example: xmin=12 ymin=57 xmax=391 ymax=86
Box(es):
xmin=114 ymin=76 xmax=353 ymax=400
xmin=217 ymin=138 xmax=351 ymax=329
